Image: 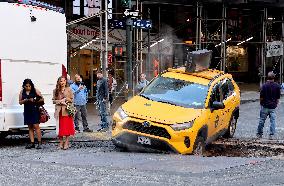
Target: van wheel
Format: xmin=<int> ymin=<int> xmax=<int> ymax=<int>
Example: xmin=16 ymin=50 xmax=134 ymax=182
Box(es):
xmin=192 ymin=137 xmax=205 ymax=156
xmin=0 ymin=132 xmax=8 ymax=139
xmin=41 ymin=131 xmax=45 ymax=137
xmin=224 ymin=115 xmax=237 ymax=138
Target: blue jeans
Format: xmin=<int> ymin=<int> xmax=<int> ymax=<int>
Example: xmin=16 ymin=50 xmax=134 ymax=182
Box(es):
xmin=257 ymin=106 xmax=276 ymax=135
xmin=74 ymin=105 xmax=89 ymax=130
xmin=98 ymin=100 xmax=108 ymax=128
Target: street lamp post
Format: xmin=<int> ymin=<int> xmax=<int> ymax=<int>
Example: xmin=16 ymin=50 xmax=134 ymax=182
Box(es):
xmin=126 ymin=1 xmax=133 ymax=99
xmin=100 ymin=0 xmax=103 ymax=71
xmin=126 ymin=19 xmax=133 ymax=99
xmin=91 ymin=48 xmax=94 ymax=97
xmin=103 ymin=0 xmax=108 ymax=78
xmin=147 ymin=8 xmax=151 ymax=78
xmin=261 ymin=8 xmax=267 ymax=86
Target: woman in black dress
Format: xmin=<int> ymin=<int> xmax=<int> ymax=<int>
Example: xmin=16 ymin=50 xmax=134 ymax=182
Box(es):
xmin=19 ymin=79 xmax=44 ymax=149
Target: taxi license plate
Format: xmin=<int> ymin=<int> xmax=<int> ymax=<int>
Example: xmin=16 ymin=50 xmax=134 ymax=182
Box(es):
xmin=137 ymin=136 xmax=151 ymax=145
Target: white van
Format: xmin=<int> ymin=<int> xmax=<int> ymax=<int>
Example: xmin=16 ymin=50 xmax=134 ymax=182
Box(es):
xmin=0 ymin=2 xmax=67 ymax=136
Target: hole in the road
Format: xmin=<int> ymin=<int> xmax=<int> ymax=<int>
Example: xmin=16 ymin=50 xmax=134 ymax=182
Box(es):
xmin=115 ymin=138 xmax=284 ymax=157
xmin=205 ymin=138 xmax=284 ymax=158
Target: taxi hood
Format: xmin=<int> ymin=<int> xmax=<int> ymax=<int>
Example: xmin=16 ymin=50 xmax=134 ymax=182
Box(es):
xmin=121 ymin=96 xmax=204 ymax=125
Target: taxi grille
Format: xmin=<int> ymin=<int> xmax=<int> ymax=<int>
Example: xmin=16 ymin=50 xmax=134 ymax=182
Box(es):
xmin=123 ymin=121 xmax=171 ymax=139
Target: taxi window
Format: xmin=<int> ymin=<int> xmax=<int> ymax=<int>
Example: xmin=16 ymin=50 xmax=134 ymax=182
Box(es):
xmin=221 ymin=79 xmax=235 ymax=100
xmin=210 ymin=83 xmax=222 ymax=105
xmin=228 ymin=79 xmax=235 ymax=92
xmin=140 ymin=77 xmax=208 ymax=109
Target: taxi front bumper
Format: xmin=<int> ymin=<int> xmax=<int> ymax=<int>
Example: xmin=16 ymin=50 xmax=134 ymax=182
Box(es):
xmin=112 ymin=132 xmax=177 ymax=153
xmin=112 ymin=118 xmax=197 ymax=154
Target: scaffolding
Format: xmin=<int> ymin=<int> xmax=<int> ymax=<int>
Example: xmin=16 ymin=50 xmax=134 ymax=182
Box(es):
xmin=66 ymin=0 xmax=284 ymax=102
xmin=141 ymin=1 xmax=284 ymax=86
xmin=193 ymin=1 xmax=284 ymax=86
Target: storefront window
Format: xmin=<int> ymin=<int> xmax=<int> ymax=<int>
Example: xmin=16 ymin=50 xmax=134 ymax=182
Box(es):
xmin=227 ymin=46 xmax=248 ymax=72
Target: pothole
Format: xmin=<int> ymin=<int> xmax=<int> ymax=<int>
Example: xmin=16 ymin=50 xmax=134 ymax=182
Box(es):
xmin=206 ymin=138 xmax=284 ymax=158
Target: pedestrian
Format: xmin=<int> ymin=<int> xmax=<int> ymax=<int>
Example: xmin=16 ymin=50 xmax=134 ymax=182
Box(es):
xmin=71 ymin=74 xmax=92 ymax=133
xmin=257 ymin=71 xmax=281 ymax=140
xmin=108 ymin=72 xmax=117 ymax=105
xmin=96 ymin=70 xmax=109 ymax=132
xmin=136 ymin=73 xmax=149 ymax=92
xmin=19 ymin=79 xmax=44 ymax=149
xmin=53 ymin=76 xmax=75 ymax=150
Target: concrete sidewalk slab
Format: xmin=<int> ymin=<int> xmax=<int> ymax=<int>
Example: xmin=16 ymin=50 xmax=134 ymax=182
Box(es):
xmin=241 ymin=91 xmax=259 ymax=104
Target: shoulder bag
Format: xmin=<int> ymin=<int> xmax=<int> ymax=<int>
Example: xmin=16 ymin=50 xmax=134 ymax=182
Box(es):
xmin=39 ymin=106 xmax=50 ymax=123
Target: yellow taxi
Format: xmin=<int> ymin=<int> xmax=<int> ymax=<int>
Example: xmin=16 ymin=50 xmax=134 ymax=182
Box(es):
xmin=112 ymin=68 xmax=240 ymax=155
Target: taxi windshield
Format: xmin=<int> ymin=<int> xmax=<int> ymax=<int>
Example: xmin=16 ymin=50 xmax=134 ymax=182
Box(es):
xmin=140 ymin=76 xmax=208 ymax=109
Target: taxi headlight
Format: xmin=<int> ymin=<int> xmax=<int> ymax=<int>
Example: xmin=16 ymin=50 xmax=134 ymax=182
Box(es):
xmin=116 ymin=107 xmax=128 ymax=120
xmin=171 ymin=121 xmax=194 ymax=131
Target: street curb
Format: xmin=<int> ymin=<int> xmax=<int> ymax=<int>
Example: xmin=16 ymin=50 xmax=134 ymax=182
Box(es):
xmin=241 ymin=94 xmax=284 ymax=105
xmin=241 ymin=99 xmax=259 ymax=104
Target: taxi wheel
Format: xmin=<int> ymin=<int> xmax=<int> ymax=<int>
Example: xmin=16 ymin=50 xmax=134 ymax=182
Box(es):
xmin=224 ymin=115 xmax=237 ymax=138
xmin=114 ymin=145 xmax=128 ymax=152
xmin=192 ymin=137 xmax=205 ymax=156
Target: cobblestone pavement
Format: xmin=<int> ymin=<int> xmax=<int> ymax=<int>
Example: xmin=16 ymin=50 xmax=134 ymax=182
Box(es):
xmin=1 ymin=97 xmax=284 ymax=185
xmin=0 ymin=136 xmax=284 ymax=186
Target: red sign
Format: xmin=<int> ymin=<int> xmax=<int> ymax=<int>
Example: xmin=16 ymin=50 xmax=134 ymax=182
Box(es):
xmin=108 ymin=52 xmax=112 ymax=65
xmin=153 ymin=58 xmax=159 ymax=77
xmin=72 ymin=27 xmax=100 ymax=37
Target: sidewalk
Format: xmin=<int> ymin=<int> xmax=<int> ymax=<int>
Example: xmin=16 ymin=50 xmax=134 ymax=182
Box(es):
xmin=238 ymin=83 xmax=260 ymax=104
xmin=42 ymin=98 xmax=125 ymax=141
xmin=240 ymin=91 xmax=259 ymax=104
xmin=71 ymin=98 xmax=125 ymax=141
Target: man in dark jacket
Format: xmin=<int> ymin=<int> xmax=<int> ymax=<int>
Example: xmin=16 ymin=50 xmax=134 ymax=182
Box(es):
xmin=96 ymin=71 xmax=109 ymax=132
xmin=257 ymin=71 xmax=281 ymax=139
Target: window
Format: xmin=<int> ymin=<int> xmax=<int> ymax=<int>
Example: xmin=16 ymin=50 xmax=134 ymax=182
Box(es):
xmin=210 ymin=83 xmax=222 ymax=106
xmin=228 ymin=79 xmax=235 ymax=92
xmin=210 ymin=78 xmax=235 ymax=106
xmin=140 ymin=77 xmax=209 ymax=109
xmin=220 ymin=79 xmax=235 ymax=100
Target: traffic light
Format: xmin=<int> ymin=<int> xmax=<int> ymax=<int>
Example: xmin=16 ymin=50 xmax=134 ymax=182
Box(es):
xmin=121 ymin=0 xmax=130 ymax=8
xmin=114 ymin=46 xmax=123 ymax=56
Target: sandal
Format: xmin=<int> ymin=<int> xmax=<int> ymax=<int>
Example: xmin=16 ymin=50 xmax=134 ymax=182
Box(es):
xmin=58 ymin=141 xmax=64 ymax=149
xmin=63 ymin=142 xmax=69 ymax=150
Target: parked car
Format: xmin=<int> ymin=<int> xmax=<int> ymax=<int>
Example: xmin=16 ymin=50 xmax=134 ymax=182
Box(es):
xmin=112 ymin=68 xmax=241 ymax=155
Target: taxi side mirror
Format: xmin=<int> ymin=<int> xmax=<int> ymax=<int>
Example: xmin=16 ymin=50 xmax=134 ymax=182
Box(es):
xmin=212 ymin=101 xmax=225 ymax=110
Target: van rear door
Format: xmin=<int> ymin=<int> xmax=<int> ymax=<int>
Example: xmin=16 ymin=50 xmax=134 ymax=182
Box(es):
xmin=2 ymin=60 xmax=61 ymax=130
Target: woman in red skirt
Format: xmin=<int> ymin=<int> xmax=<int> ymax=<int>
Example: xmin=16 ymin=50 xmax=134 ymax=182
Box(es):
xmin=53 ymin=76 xmax=75 ymax=150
